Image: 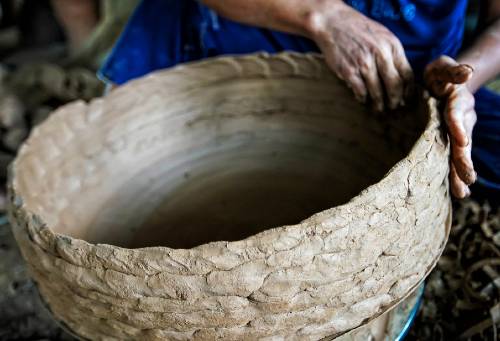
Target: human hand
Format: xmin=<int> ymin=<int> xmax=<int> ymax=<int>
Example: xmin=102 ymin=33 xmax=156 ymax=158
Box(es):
xmin=424 ymin=56 xmax=477 ymax=198
xmin=306 ymin=1 xmax=413 ymax=111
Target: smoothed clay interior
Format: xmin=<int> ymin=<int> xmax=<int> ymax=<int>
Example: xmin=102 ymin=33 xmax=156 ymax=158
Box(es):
xmin=18 ymin=77 xmax=427 ymax=249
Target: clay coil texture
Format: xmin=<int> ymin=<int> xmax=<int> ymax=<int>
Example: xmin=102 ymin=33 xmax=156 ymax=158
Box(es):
xmin=8 ymin=53 xmax=450 ymax=340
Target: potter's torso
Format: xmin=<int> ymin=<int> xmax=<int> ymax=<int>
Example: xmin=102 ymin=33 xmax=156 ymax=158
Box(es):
xmin=99 ymin=0 xmax=470 ymax=84
xmin=343 ymin=0 xmax=469 ymax=71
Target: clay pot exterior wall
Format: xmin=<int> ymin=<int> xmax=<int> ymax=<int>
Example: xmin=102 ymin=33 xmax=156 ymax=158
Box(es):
xmin=8 ymin=53 xmax=450 ymax=340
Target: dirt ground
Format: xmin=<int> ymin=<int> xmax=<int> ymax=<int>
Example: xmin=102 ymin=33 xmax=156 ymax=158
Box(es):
xmin=0 ymin=218 xmax=74 ymax=340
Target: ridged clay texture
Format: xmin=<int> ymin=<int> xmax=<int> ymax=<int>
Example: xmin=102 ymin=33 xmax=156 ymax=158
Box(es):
xmin=8 ymin=53 xmax=451 ymax=340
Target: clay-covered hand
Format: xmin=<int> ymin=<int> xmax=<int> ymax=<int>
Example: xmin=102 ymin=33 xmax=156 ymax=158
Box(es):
xmin=307 ymin=1 xmax=413 ymax=111
xmin=424 ymin=56 xmax=477 ymax=199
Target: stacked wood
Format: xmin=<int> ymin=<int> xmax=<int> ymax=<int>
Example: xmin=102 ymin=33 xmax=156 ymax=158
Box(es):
xmin=409 ymin=199 xmax=500 ymax=340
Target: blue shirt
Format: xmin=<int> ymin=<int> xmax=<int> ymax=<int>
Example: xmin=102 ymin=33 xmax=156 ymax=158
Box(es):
xmin=98 ymin=0 xmax=500 ymax=199
xmin=99 ymin=0 xmax=468 ymax=85
xmin=345 ymin=0 xmax=468 ymax=74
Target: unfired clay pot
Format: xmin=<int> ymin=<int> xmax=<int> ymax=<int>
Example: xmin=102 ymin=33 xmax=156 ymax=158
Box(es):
xmin=8 ymin=53 xmax=451 ymax=340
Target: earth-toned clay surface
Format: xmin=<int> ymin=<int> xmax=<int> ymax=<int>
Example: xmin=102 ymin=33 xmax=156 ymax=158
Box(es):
xmin=8 ymin=53 xmax=450 ymax=340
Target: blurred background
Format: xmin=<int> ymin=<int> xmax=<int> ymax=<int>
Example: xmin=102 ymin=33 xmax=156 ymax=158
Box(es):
xmin=0 ymin=1 xmax=138 ymax=339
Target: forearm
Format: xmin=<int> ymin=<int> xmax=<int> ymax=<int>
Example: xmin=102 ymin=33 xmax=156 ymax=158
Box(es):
xmin=457 ymin=18 xmax=500 ymax=93
xmin=199 ymin=0 xmax=344 ymax=38
xmin=202 ymin=0 xmax=412 ymax=112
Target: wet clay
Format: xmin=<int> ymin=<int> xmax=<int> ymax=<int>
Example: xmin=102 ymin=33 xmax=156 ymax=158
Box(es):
xmin=8 ymin=53 xmax=450 ymax=340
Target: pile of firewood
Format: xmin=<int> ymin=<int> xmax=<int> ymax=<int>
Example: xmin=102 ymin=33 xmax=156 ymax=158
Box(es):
xmin=409 ymin=199 xmax=500 ymax=340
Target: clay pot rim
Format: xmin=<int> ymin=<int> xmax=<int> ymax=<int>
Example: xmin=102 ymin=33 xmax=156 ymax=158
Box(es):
xmin=9 ymin=52 xmax=440 ymax=253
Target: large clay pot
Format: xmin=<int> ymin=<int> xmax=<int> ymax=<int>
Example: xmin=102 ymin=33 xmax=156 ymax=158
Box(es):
xmin=8 ymin=53 xmax=450 ymax=340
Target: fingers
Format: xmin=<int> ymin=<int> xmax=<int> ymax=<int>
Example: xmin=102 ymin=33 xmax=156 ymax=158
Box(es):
xmin=431 ymin=63 xmax=473 ymax=85
xmin=424 ymin=56 xmax=474 ymax=97
xmin=446 ymin=86 xmax=477 ymax=199
xmin=450 ymin=163 xmax=471 ymax=199
xmin=424 ymin=56 xmax=456 ymax=83
xmin=324 ymin=55 xmax=368 ymax=103
xmin=444 ymin=80 xmax=477 ymax=198
xmin=444 ymin=87 xmax=474 ymax=147
xmin=450 ymin=107 xmax=477 ymax=185
xmin=345 ymin=69 xmax=368 ymax=103
xmin=451 ymin=140 xmax=476 ymax=185
xmin=447 ymin=64 xmax=474 ymax=84
xmin=376 ymin=48 xmax=404 ymax=109
xmin=371 ymin=38 xmax=413 ymax=110
xmin=391 ymin=40 xmax=414 ymax=100
xmin=319 ymin=23 xmax=412 ymax=110
xmin=359 ymin=56 xmax=385 ymax=112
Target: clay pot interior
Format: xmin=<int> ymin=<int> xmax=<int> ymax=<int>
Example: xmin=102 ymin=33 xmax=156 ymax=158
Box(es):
xmin=17 ymin=76 xmax=427 ymax=249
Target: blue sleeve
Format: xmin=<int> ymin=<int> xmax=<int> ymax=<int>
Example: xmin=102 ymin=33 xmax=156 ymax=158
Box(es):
xmin=98 ymin=0 xmax=192 ymax=85
xmin=98 ymin=0 xmax=318 ymax=85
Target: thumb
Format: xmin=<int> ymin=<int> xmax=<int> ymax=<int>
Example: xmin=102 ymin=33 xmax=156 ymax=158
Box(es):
xmin=424 ymin=56 xmax=474 ymax=97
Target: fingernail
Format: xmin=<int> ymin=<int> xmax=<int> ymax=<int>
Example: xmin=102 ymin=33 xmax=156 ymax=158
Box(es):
xmin=465 ymin=171 xmax=476 ymax=185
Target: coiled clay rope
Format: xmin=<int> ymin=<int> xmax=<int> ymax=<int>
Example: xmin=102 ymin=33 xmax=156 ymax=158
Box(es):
xmin=8 ymin=53 xmax=450 ymax=340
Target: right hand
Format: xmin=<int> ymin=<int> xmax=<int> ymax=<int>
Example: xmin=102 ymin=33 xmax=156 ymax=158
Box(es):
xmin=306 ymin=1 xmax=414 ymax=111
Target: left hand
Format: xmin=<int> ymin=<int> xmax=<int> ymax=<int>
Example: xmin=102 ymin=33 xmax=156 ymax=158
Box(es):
xmin=424 ymin=56 xmax=477 ymax=199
